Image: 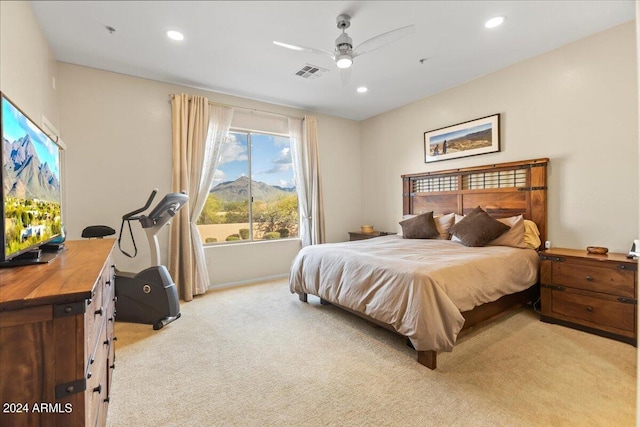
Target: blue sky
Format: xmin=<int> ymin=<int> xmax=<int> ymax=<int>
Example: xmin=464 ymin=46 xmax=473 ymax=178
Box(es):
xmin=2 ymin=96 xmax=60 ymax=178
xmin=212 ymin=131 xmax=295 ymax=189
xmin=428 ymin=122 xmax=492 ymax=146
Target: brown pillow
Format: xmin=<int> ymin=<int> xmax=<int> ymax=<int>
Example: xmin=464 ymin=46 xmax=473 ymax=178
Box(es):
xmin=450 ymin=207 xmax=510 ymax=247
xmin=399 ymin=212 xmax=439 ymax=239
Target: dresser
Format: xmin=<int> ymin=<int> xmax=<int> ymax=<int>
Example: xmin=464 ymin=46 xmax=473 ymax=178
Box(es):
xmin=0 ymin=239 xmax=117 ymax=427
xmin=539 ymin=248 xmax=637 ymax=345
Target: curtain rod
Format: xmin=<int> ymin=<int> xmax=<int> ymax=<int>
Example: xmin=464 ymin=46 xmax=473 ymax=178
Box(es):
xmin=169 ymin=94 xmax=304 ymax=120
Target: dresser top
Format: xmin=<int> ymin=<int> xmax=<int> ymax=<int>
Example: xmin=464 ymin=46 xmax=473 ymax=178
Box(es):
xmin=540 ymin=247 xmax=637 ymax=265
xmin=0 ymin=239 xmax=115 ymax=311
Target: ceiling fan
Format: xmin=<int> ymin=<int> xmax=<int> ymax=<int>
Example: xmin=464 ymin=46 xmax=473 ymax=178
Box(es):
xmin=273 ymin=14 xmax=415 ymax=82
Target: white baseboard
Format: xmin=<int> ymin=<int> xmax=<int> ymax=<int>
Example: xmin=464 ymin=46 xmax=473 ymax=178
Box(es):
xmin=207 ymin=273 xmax=289 ymax=291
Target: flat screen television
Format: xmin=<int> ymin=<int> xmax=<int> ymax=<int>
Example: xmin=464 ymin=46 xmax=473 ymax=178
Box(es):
xmin=1 ymin=92 xmax=63 ymax=266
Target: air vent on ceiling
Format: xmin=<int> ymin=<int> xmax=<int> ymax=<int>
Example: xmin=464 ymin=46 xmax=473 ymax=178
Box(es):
xmin=294 ymin=64 xmax=329 ymax=79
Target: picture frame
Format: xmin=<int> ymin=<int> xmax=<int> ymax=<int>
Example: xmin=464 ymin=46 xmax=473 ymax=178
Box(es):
xmin=424 ymin=114 xmax=500 ymax=163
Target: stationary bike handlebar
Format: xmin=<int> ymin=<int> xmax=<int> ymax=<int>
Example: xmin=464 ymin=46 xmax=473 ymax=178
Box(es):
xmin=122 ymin=189 xmax=158 ymax=220
xmin=118 ymin=189 xmax=188 ymax=259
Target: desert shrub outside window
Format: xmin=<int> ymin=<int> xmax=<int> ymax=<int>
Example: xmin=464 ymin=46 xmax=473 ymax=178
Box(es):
xmin=197 ymin=131 xmax=299 ymax=244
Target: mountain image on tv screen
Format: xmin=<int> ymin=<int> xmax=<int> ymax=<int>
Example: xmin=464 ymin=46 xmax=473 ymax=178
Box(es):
xmin=2 ymin=95 xmax=62 ymax=258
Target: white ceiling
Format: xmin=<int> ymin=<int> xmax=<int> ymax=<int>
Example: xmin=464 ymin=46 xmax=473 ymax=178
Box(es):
xmin=31 ymin=1 xmax=635 ymax=121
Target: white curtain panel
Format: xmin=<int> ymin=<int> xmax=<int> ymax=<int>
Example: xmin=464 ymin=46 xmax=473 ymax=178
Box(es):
xmin=289 ymin=118 xmax=308 ymax=245
xmin=189 ymin=105 xmax=233 ymax=296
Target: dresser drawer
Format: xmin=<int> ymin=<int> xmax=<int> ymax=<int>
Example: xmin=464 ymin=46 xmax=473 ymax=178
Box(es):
xmin=551 ymin=291 xmax=636 ymax=333
xmin=86 ymin=319 xmax=109 ymax=426
xmin=86 ymin=359 xmax=107 ymax=427
xmin=552 ymin=262 xmax=635 ymax=298
xmin=102 ymin=262 xmax=115 ymax=309
xmin=85 ymin=283 xmax=104 ymax=361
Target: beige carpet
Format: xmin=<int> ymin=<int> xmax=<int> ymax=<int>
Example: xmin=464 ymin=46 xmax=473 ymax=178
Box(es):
xmin=107 ymin=279 xmax=636 ymax=426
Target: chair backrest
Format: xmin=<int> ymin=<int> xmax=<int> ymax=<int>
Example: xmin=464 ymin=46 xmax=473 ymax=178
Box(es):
xmin=81 ymin=225 xmax=116 ymax=239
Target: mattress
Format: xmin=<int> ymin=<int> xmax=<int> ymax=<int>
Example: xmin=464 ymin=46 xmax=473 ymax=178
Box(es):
xmin=289 ymin=235 xmax=539 ymax=352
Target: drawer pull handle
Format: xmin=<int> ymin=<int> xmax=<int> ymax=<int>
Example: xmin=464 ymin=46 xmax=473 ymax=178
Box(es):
xmin=104 ymin=339 xmax=110 ymax=346
xmin=93 ymin=384 xmax=102 ymax=394
xmin=110 ymin=363 xmax=116 ymax=370
xmin=586 ymin=306 xmax=593 ymax=312
xmin=95 ymin=307 xmax=103 ymax=316
xmin=104 ymin=397 xmax=110 ymax=403
xmin=87 ymin=371 xmax=92 ymax=379
xmin=585 ymin=275 xmax=593 ymax=281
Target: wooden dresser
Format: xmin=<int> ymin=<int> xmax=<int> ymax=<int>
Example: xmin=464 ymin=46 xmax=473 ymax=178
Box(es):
xmin=539 ymin=248 xmax=637 ymax=345
xmin=0 ymin=239 xmax=117 ymax=427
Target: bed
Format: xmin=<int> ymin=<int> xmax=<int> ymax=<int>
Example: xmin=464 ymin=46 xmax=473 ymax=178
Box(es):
xmin=290 ymin=158 xmax=548 ymax=369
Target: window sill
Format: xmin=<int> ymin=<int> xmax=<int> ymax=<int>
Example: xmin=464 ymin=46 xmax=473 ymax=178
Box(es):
xmin=203 ymin=237 xmax=301 ymax=247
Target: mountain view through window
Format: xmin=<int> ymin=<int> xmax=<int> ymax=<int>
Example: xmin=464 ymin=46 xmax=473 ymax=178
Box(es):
xmin=196 ymin=131 xmax=298 ymax=243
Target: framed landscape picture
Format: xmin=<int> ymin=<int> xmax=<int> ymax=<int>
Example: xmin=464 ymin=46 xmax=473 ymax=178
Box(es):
xmin=424 ymin=114 xmax=500 ymax=163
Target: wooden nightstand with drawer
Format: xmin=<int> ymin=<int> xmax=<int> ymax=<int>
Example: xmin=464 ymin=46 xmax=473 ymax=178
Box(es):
xmin=539 ymin=248 xmax=637 ymax=345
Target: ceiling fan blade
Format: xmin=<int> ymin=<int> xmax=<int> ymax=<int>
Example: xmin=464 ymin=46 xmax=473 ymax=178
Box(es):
xmin=353 ymin=24 xmax=415 ymax=57
xmin=340 ymin=67 xmax=351 ymax=86
xmin=273 ymin=41 xmax=334 ymax=59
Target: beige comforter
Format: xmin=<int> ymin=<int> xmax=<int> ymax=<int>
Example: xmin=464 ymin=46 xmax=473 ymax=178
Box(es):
xmin=289 ymin=235 xmax=539 ymax=352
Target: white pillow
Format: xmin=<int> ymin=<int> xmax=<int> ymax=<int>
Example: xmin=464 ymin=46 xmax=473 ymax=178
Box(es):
xmin=434 ymin=213 xmax=455 ymax=239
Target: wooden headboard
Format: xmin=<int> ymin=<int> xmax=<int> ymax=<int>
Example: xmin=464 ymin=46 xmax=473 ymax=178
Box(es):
xmin=402 ymin=158 xmax=548 ymax=247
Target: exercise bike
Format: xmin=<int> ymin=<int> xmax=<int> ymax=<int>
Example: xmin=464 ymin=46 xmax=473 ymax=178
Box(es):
xmin=84 ymin=189 xmax=188 ymax=330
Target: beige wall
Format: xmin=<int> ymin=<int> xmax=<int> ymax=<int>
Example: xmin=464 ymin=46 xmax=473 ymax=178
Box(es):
xmin=55 ymin=63 xmax=361 ymax=285
xmin=361 ymin=22 xmax=639 ymax=253
xmin=0 ymin=1 xmax=59 ymax=129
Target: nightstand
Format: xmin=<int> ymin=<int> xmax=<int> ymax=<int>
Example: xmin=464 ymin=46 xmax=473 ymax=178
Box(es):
xmin=348 ymin=231 xmax=396 ymax=241
xmin=539 ymin=248 xmax=637 ymax=345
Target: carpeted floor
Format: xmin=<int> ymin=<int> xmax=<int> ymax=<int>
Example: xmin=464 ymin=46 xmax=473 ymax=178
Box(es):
xmin=107 ymin=279 xmax=636 ymax=426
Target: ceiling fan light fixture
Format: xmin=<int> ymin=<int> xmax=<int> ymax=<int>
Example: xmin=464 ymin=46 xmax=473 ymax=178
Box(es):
xmin=167 ymin=30 xmax=184 ymax=41
xmin=485 ymin=16 xmax=505 ymax=29
xmin=336 ymin=54 xmax=353 ymax=69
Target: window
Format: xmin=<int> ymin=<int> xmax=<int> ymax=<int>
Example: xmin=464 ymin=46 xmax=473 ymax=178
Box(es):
xmin=197 ymin=130 xmax=298 ymax=244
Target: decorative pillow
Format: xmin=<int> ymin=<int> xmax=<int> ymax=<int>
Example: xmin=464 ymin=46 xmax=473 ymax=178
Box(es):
xmin=434 ymin=213 xmax=455 ymax=239
xmin=399 ymin=212 xmax=439 ymax=239
xmin=449 ymin=207 xmax=510 ymax=247
xmin=487 ymin=215 xmax=527 ymax=248
xmin=523 ymin=219 xmax=542 ymax=249
xmin=398 ymin=214 xmax=416 ymax=236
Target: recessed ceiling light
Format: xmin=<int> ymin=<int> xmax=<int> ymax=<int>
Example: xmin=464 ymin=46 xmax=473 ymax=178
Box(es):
xmin=167 ymin=30 xmax=184 ymax=41
xmin=485 ymin=16 xmax=505 ymax=29
xmin=356 ymin=87 xmax=368 ymax=93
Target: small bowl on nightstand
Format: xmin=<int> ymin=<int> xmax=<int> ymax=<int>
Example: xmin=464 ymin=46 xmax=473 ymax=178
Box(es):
xmin=587 ymin=246 xmax=608 ymax=255
xmin=361 ymin=225 xmax=374 ymax=234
